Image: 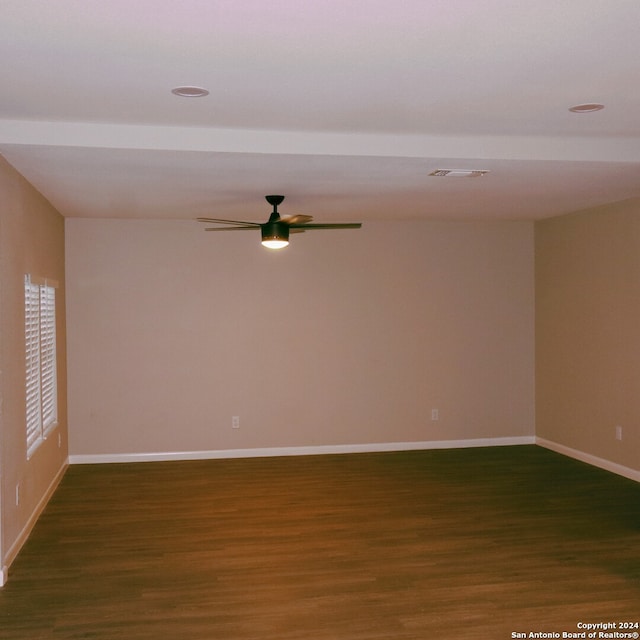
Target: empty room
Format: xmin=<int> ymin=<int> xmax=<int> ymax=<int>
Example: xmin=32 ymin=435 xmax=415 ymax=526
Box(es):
xmin=0 ymin=2 xmax=639 ymax=639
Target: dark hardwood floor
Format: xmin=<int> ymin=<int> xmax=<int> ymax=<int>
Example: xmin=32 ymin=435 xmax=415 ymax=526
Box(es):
xmin=1 ymin=445 xmax=639 ymax=639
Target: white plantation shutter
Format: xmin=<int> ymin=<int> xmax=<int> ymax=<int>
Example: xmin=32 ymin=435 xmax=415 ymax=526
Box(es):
xmin=25 ymin=276 xmax=43 ymax=454
xmin=24 ymin=275 xmax=58 ymax=457
xmin=40 ymin=284 xmax=57 ymax=432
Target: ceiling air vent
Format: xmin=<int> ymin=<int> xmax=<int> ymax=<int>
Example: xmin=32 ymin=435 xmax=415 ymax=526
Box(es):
xmin=429 ymin=169 xmax=489 ymax=178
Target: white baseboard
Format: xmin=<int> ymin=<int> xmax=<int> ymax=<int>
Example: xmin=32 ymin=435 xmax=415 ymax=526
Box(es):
xmin=2 ymin=461 xmax=68 ymax=586
xmin=536 ymin=437 xmax=640 ymax=483
xmin=68 ymin=436 xmax=536 ymax=465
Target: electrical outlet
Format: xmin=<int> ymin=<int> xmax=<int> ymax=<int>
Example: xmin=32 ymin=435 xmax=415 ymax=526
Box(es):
xmin=232 ymin=416 xmax=240 ymax=429
xmin=431 ymin=409 xmax=439 ymax=421
xmin=615 ymin=425 xmax=623 ymax=441
xmin=15 ymin=484 xmax=20 ymax=506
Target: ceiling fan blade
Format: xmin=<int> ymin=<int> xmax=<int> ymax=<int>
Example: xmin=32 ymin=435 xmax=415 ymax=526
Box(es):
xmin=204 ymin=226 xmax=258 ymax=231
xmin=289 ymin=223 xmax=362 ymax=230
xmin=282 ymin=214 xmax=313 ymax=225
xmin=197 ymin=217 xmax=261 ymax=227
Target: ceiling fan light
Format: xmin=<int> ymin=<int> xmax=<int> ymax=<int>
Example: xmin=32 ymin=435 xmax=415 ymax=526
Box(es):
xmin=262 ymin=239 xmax=289 ymax=249
xmin=261 ymin=222 xmax=289 ymax=249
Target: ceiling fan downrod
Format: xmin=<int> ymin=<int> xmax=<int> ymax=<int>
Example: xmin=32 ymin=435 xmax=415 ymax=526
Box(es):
xmin=265 ymin=194 xmax=285 ymax=222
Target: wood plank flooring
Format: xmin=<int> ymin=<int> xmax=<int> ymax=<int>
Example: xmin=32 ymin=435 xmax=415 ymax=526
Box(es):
xmin=1 ymin=446 xmax=639 ymax=639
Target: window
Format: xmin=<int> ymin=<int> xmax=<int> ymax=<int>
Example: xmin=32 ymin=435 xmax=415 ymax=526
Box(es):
xmin=25 ymin=275 xmax=58 ymax=457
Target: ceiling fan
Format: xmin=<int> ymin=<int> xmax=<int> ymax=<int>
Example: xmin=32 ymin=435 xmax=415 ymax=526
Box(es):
xmin=197 ymin=195 xmax=362 ymax=249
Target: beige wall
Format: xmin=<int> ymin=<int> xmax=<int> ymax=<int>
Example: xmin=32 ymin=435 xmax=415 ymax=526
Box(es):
xmin=66 ymin=218 xmax=535 ymax=457
xmin=535 ymin=198 xmax=640 ymax=473
xmin=0 ymin=156 xmax=68 ymax=580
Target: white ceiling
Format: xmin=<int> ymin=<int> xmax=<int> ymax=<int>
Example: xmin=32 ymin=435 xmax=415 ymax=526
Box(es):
xmin=1 ymin=0 xmax=639 ymax=223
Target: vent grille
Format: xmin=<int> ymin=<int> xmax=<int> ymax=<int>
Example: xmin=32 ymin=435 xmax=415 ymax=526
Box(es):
xmin=429 ymin=169 xmax=489 ymax=178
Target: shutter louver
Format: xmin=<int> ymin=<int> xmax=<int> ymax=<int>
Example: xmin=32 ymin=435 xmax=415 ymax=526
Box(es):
xmin=40 ymin=284 xmax=57 ymax=432
xmin=25 ymin=276 xmax=42 ymax=455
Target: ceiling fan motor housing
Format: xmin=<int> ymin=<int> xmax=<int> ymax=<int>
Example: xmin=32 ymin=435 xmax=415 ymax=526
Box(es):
xmin=261 ymin=220 xmax=290 ymax=243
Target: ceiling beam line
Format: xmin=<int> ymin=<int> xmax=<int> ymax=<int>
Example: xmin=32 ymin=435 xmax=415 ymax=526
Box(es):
xmin=1 ymin=119 xmax=639 ymax=163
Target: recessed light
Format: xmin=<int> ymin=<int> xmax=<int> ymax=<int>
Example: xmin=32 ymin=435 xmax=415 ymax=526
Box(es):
xmin=429 ymin=170 xmax=489 ymax=178
xmin=171 ymin=86 xmax=210 ymax=98
xmin=568 ymin=103 xmax=604 ymax=113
